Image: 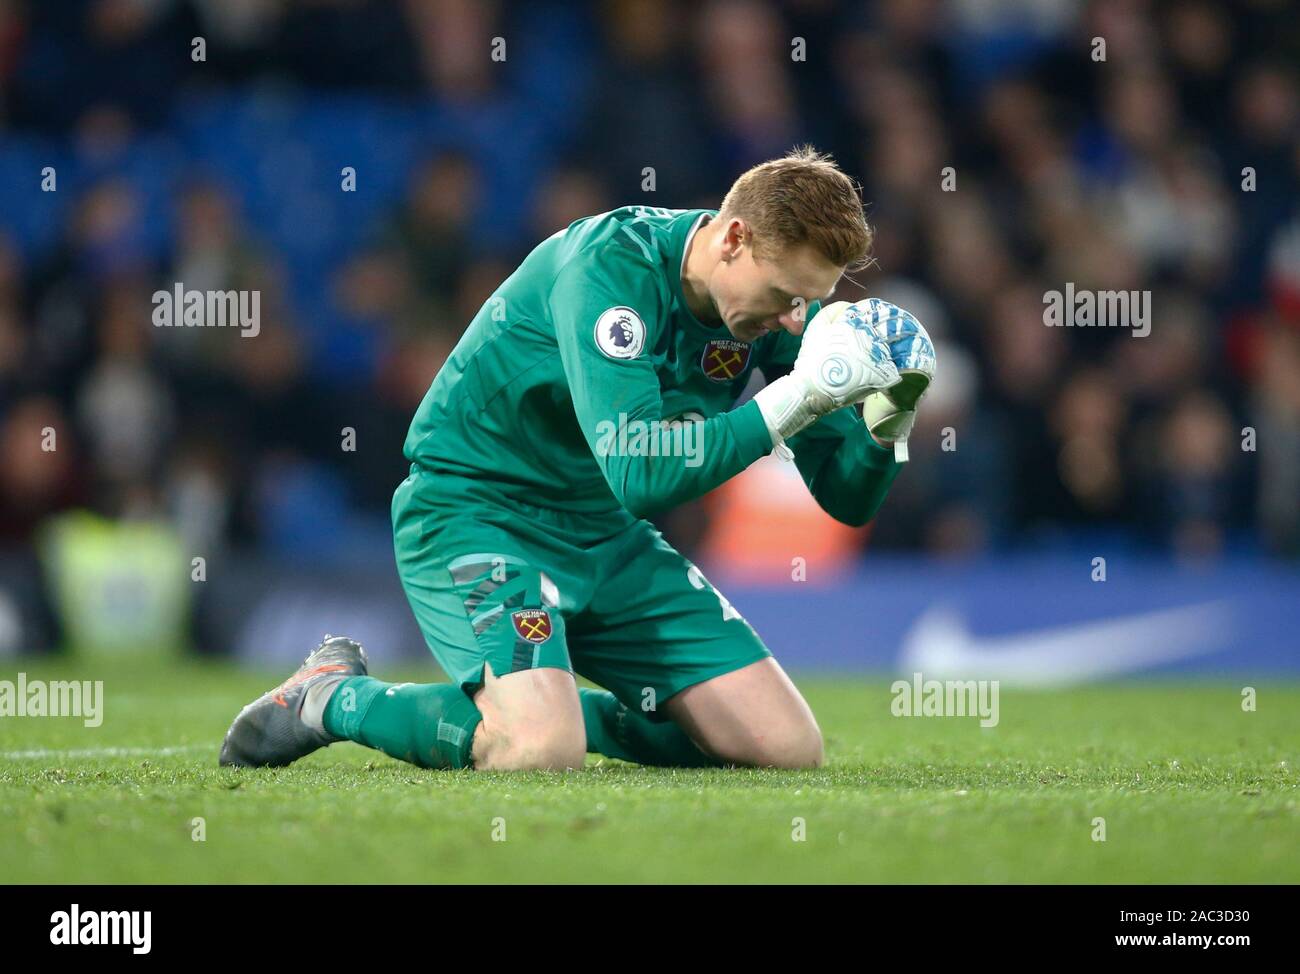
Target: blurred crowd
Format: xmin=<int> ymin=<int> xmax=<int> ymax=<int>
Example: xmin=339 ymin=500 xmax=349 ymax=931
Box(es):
xmin=1 ymin=0 xmax=1298 ymax=571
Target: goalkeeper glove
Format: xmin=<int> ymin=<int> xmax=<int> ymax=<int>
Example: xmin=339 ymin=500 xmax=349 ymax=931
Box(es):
xmin=753 ymin=300 xmax=900 ymax=447
xmin=856 ymin=298 xmax=936 ymax=462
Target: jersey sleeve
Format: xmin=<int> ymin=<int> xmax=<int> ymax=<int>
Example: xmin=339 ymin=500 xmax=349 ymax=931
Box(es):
xmin=550 ymin=244 xmax=775 ymax=518
xmin=758 ymin=325 xmax=902 ymax=527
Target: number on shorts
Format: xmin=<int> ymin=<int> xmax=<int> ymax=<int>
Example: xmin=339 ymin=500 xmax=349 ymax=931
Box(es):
xmin=687 ymin=565 xmax=742 ymax=622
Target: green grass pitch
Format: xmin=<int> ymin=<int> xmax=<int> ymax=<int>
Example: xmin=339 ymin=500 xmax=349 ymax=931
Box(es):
xmin=3 ymin=655 xmax=1297 ymax=883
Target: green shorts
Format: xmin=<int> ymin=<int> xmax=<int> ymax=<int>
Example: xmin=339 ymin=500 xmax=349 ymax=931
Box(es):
xmin=391 ymin=467 xmax=771 ymax=719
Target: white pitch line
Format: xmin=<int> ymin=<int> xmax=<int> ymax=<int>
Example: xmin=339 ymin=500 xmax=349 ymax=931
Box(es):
xmin=0 ymin=744 xmax=211 ymax=760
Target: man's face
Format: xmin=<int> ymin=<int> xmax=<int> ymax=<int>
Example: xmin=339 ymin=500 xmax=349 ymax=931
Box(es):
xmin=705 ymin=220 xmax=844 ymax=344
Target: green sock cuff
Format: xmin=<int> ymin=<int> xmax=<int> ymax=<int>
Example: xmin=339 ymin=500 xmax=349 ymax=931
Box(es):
xmin=578 ymin=687 xmax=623 ymax=756
xmin=324 ymin=677 xmax=482 ymax=770
xmin=429 ymin=685 xmax=483 ymax=770
xmin=322 ymin=676 xmax=385 ymax=741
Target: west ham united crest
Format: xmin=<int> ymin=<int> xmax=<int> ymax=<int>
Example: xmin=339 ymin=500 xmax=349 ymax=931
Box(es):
xmin=701 ymin=339 xmax=751 ymax=383
xmin=511 ymin=609 xmax=553 ymax=644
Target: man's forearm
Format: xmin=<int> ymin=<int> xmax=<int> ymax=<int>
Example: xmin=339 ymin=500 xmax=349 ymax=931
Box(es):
xmin=600 ymin=399 xmax=775 ymax=517
xmin=796 ymin=419 xmax=902 ymax=527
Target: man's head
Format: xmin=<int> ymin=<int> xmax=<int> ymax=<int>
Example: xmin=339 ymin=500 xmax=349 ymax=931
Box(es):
xmin=688 ymin=146 xmax=873 ymax=343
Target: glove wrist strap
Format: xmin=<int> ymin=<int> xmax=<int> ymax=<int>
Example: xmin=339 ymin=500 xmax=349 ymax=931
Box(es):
xmin=753 ymin=373 xmax=827 ymax=445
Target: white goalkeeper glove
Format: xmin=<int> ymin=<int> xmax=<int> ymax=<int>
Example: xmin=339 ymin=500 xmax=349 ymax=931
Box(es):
xmin=753 ymin=300 xmax=901 ymax=448
xmin=856 ymin=298 xmax=936 ymax=462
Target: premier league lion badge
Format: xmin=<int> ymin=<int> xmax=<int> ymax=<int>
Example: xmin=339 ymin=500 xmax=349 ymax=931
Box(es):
xmin=511 ymin=609 xmax=553 ymax=644
xmin=594 ymin=306 xmax=646 ymax=360
xmin=701 ymin=339 xmax=750 ymax=383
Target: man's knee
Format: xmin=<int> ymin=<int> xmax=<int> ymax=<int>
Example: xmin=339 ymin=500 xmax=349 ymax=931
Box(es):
xmin=475 ymin=720 xmax=586 ymax=770
xmin=470 ymin=665 xmax=586 ymax=771
xmin=724 ymin=721 xmax=823 ymax=769
xmin=772 ymin=722 xmax=824 ymax=769
xmin=665 ymin=658 xmax=825 ymax=769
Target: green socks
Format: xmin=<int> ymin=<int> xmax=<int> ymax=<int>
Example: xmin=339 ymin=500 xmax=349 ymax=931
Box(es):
xmin=579 ymin=688 xmax=722 ymax=768
xmin=321 ymin=679 xmax=717 ymax=769
xmin=323 ymin=677 xmax=482 ymax=769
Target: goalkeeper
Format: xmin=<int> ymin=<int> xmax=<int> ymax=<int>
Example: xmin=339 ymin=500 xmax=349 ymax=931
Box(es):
xmin=220 ymin=147 xmax=936 ymax=772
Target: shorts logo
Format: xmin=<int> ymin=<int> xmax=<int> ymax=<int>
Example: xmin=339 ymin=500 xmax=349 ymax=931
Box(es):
xmin=701 ymin=339 xmax=750 ymax=382
xmin=511 ymin=609 xmax=553 ymax=644
xmin=595 ymin=306 xmax=646 ymax=360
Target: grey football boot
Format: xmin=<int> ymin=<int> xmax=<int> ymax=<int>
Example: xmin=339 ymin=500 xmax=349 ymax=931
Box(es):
xmin=219 ymin=635 xmax=369 ymax=767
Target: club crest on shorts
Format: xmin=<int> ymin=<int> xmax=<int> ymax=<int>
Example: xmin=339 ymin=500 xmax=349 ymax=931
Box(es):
xmin=701 ymin=339 xmax=750 ymax=382
xmin=511 ymin=609 xmax=553 ymax=644
xmin=595 ymin=306 xmax=646 ymax=360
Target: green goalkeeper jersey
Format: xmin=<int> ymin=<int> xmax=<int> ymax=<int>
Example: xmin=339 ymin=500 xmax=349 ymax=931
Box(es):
xmin=403 ymin=205 xmax=901 ymax=525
